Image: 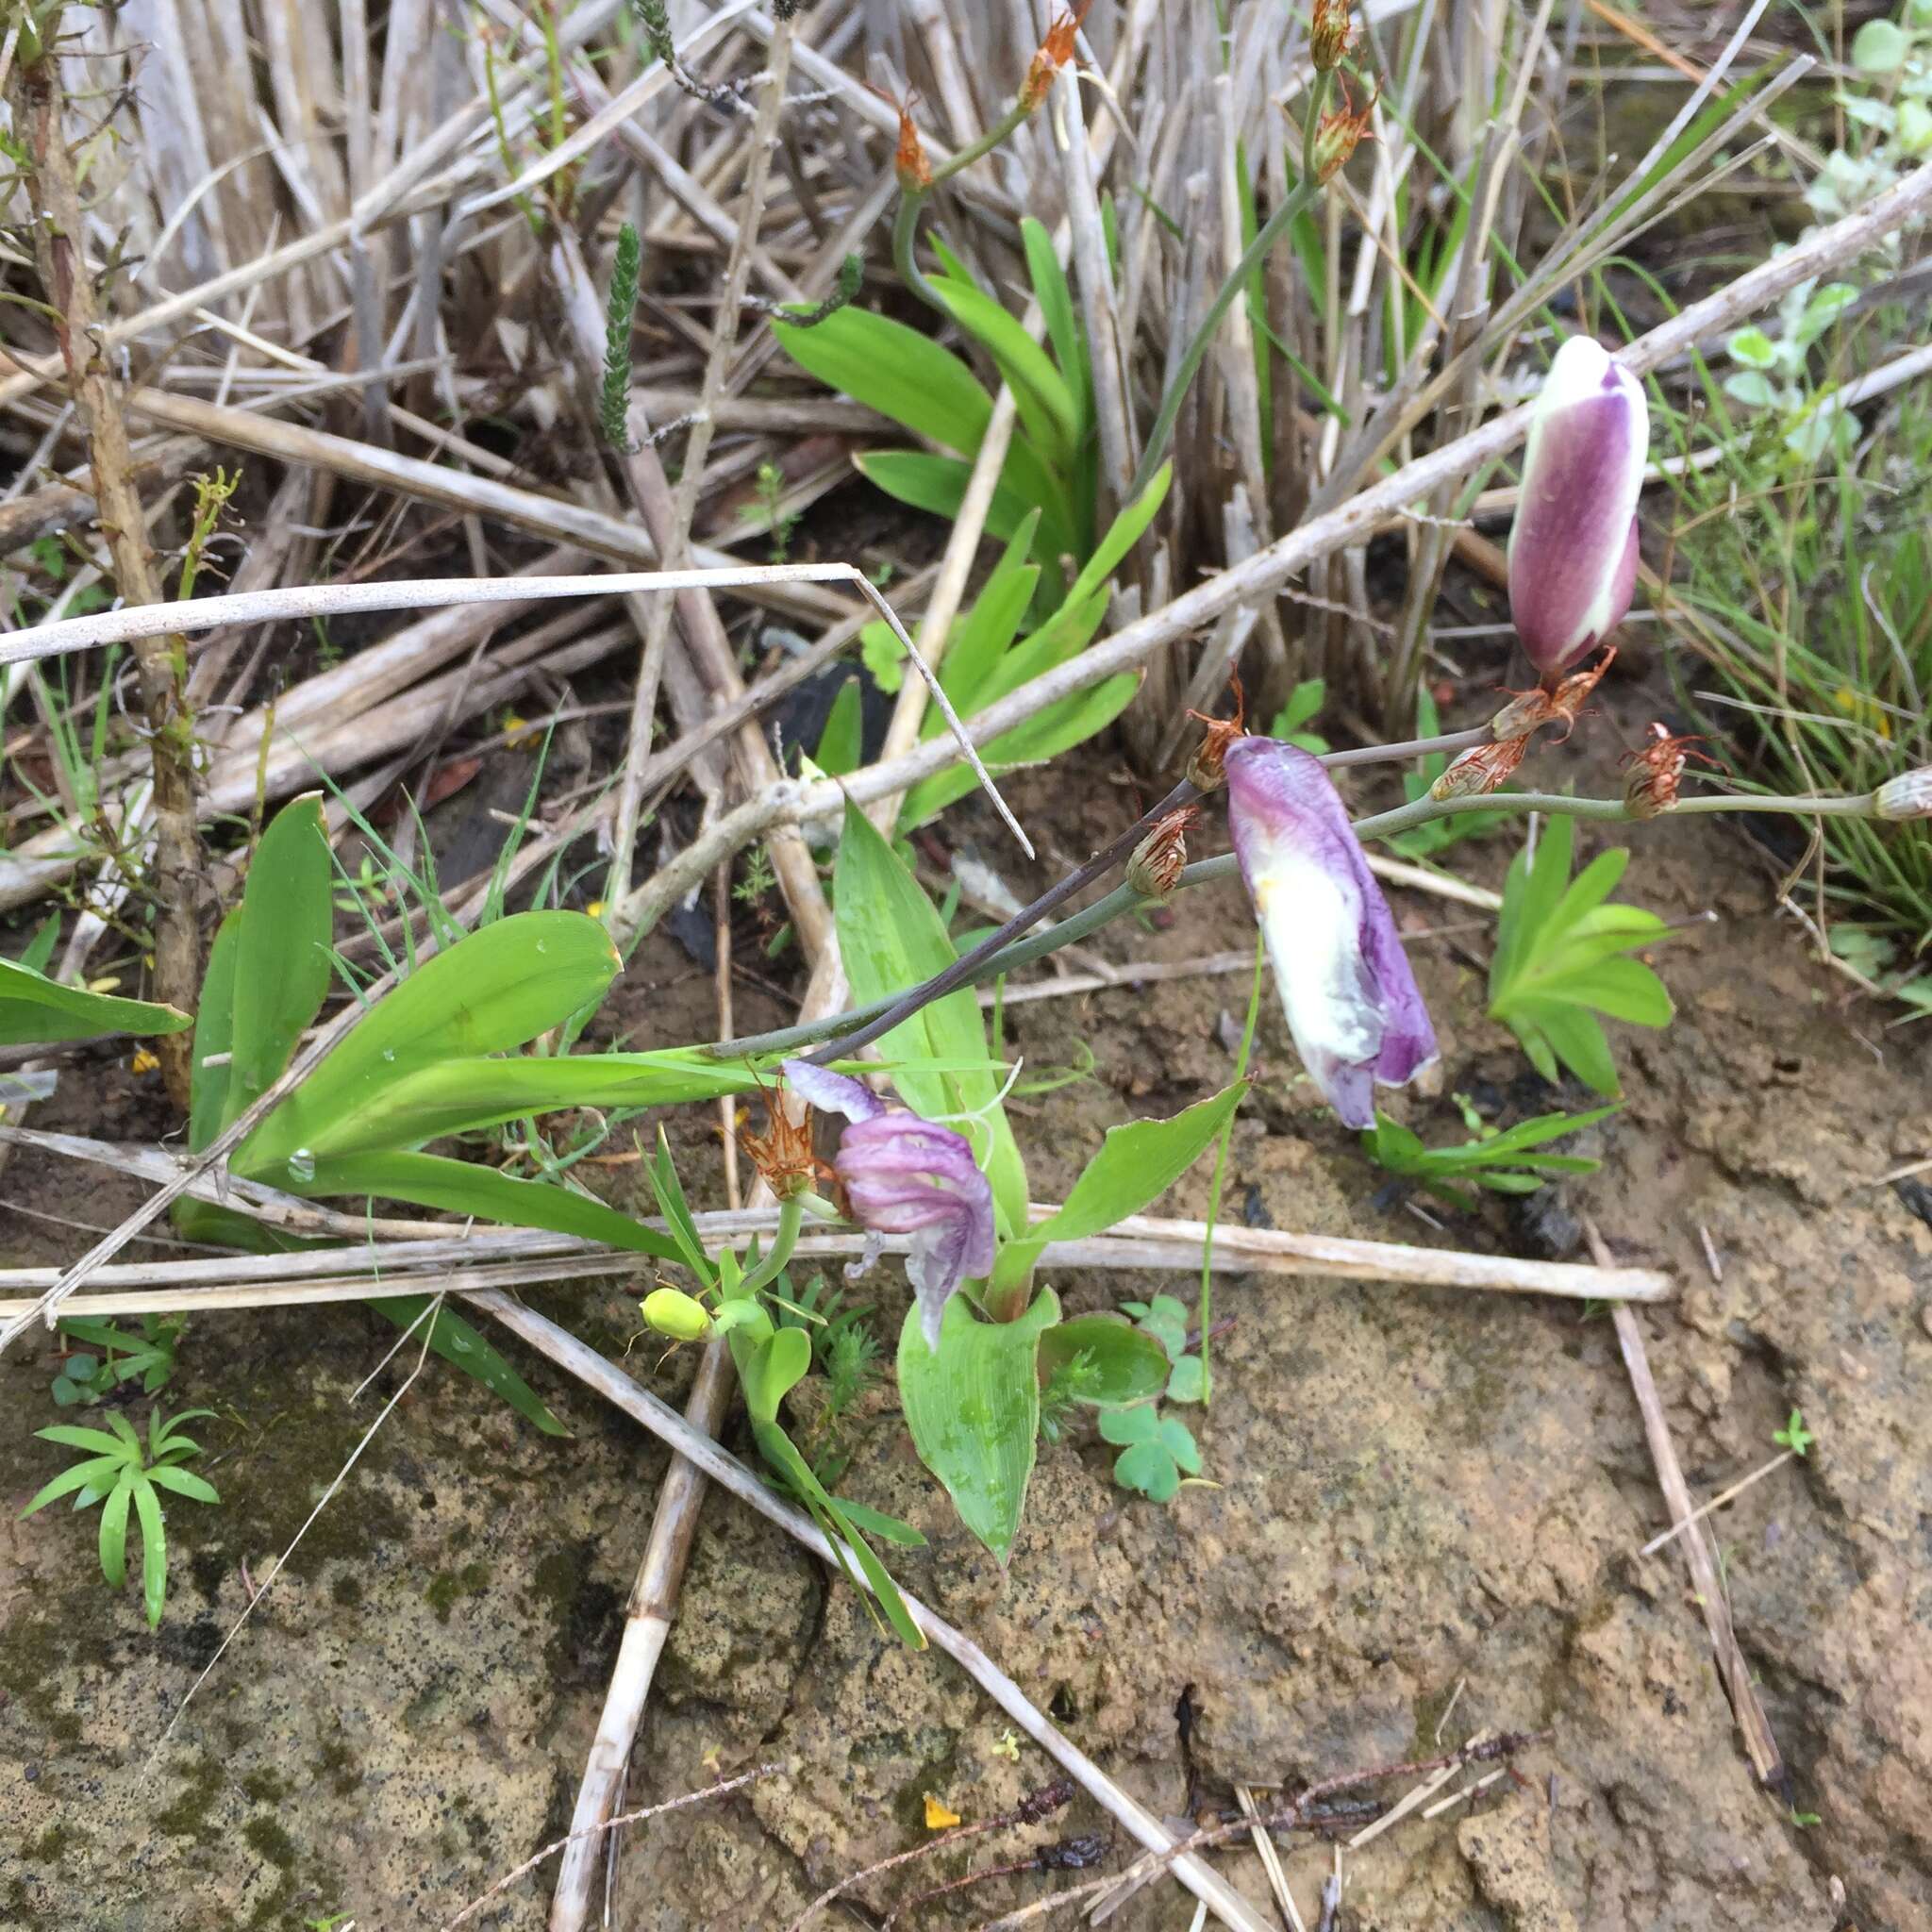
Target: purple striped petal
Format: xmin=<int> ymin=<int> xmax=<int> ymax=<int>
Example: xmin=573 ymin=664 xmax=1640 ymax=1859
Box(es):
xmin=1224 ymin=738 xmax=1438 ymax=1130
xmin=1507 ymin=335 xmax=1648 ymax=680
xmin=833 ymin=1114 xmax=994 ymax=1349
xmin=781 ymin=1058 xmax=886 ymax=1123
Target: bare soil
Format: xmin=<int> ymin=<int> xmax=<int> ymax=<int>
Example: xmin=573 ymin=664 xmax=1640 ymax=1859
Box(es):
xmin=3 ymin=683 xmax=1928 ymax=1931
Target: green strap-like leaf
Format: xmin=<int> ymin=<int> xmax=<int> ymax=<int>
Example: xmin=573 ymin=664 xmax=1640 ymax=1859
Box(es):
xmin=0 ymin=955 xmax=190 ymax=1047
xmin=241 ymin=911 xmax=621 ymax=1169
xmin=132 ymin=1478 xmax=168 ymax=1627
xmin=227 ymin=795 xmax=335 ymax=1126
xmin=373 ymin=1297 xmax=569 ymax=1437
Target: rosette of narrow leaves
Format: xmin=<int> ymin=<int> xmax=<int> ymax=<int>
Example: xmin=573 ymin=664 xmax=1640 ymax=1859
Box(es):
xmin=1487 ymin=815 xmax=1674 ymax=1097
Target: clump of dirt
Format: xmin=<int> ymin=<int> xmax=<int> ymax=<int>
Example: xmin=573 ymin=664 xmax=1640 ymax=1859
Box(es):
xmin=3 ymin=712 xmax=1927 ymax=1929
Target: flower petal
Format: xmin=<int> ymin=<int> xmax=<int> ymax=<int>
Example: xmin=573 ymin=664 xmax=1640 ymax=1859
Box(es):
xmin=1507 ymin=335 xmax=1648 ymax=679
xmin=781 ymin=1058 xmax=886 ymax=1123
xmin=833 ymin=1114 xmax=994 ymax=1347
xmin=1224 ymin=738 xmax=1438 ymax=1129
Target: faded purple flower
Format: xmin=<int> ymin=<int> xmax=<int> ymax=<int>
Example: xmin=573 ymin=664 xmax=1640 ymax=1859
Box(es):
xmin=781 ymin=1058 xmax=995 ymax=1349
xmin=1507 ymin=334 xmax=1647 ymax=683
xmin=1223 ymin=739 xmax=1438 ymax=1130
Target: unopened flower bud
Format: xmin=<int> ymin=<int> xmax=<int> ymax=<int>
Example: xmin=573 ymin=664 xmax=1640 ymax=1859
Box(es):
xmin=1021 ymin=1 xmax=1091 ymax=113
xmin=642 ymin=1288 xmax=713 ymax=1341
xmin=1127 ymin=807 xmax=1195 ymax=901
xmin=1430 ymin=736 xmax=1526 ymax=801
xmin=1508 ymin=335 xmax=1647 ymax=683
xmin=1310 ymin=0 xmax=1354 ymax=71
xmin=1874 ymin=766 xmax=1932 ymax=821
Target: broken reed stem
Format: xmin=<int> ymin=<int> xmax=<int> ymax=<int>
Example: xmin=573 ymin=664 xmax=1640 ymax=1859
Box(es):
xmin=1582 ymin=1216 xmax=1784 ymax=1787
xmin=465 ymin=1291 xmax=1278 ymax=1932
xmin=8 ymin=47 xmax=203 ymax=1106
xmin=969 ymin=1733 xmax=1546 ymax=1932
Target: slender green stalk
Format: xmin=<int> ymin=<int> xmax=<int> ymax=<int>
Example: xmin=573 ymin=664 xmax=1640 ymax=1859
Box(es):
xmin=1197 ymin=939 xmax=1266 ymax=1407
xmin=1129 ymin=72 xmax=1333 ymax=500
xmin=736 ymin=1195 xmax=804 ymax=1298
xmin=712 ymin=780 xmax=1891 ymax=1065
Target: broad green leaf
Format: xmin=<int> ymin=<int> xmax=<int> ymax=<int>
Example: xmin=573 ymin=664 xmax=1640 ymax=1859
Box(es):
xmin=133 ymin=1478 xmax=167 ymax=1626
xmin=897 ymin=1290 xmax=1059 ymax=1562
xmin=20 ymin=1454 xmax=125 ymax=1515
xmin=242 ymin=912 xmax=619 ymax=1168
xmin=929 ymin=242 xmax=1077 ymax=471
xmin=1021 ymin=216 xmax=1091 ymax=434
xmin=0 ymin=956 xmax=190 ymax=1047
xmin=281 ymin=1150 xmax=680 ymax=1261
xmin=901 ymin=670 xmax=1141 ymax=829
xmin=932 ymin=519 xmax=1041 ymax=722
xmin=99 ymin=1480 xmax=131 ymax=1586
xmin=33 ymin=1423 xmax=127 ymax=1456
xmin=1033 ymin=1081 xmax=1244 ymax=1244
xmin=833 ymin=801 xmax=1026 ymax=1231
xmin=999 ymin=1081 xmax=1244 ymax=1287
xmin=815 ymin=675 xmax=863 ymax=777
xmin=188 ymin=910 xmax=240 ymax=1154
xmin=1555 ymin=956 xmax=1674 ymax=1027
xmin=144 ymin=1465 xmax=219 ymax=1504
xmin=373 ymin=1297 xmax=568 ymax=1436
xmin=266 ymin=1047 xmax=769 ymax=1159
xmin=1524 ymin=1003 xmax=1620 ymax=1096
xmin=19 ymin=916 xmax=58 ymax=976
xmin=774 ymin=307 xmax=991 ymax=456
xmin=227 ymin=795 xmax=334 ymax=1125
xmin=1037 ymin=1315 xmax=1171 ymax=1407
xmin=740 ymin=1324 xmax=812 ymax=1424
xmin=855 ymin=449 xmax=1077 ymax=574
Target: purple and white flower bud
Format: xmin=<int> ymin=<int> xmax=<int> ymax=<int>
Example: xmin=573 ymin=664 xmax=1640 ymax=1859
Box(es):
xmin=1874 ymin=766 xmax=1932 ymax=821
xmin=1507 ymin=335 xmax=1648 ymax=684
xmin=1223 ymin=739 xmax=1438 ymax=1130
xmin=781 ymin=1060 xmax=995 ymax=1349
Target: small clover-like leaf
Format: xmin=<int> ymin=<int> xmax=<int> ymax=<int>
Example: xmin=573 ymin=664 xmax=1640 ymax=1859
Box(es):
xmin=1112 ymin=1438 xmax=1181 ymax=1502
xmin=1166 ymin=1355 xmax=1206 ymax=1405
xmin=1098 ymin=1405 xmax=1160 ymax=1448
xmin=1157 ymin=1417 xmax=1203 ymax=1475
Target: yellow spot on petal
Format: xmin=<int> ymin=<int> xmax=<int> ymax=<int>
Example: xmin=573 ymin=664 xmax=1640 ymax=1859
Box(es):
xmin=130 ymin=1046 xmax=159 ymax=1075
xmin=924 ymin=1793 xmax=961 ymax=1829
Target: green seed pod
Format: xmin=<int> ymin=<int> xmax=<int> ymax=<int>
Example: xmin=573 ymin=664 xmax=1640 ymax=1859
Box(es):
xmin=641 ymin=1288 xmax=713 ymax=1341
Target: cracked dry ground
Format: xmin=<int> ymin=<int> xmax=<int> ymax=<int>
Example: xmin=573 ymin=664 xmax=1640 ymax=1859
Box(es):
xmin=2 ymin=724 xmax=1928 ymax=1931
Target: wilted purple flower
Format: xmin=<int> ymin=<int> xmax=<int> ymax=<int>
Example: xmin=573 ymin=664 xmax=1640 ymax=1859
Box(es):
xmin=1507 ymin=335 xmax=1647 ymax=684
xmin=1223 ymin=739 xmax=1437 ymax=1130
xmin=781 ymin=1060 xmax=995 ymax=1349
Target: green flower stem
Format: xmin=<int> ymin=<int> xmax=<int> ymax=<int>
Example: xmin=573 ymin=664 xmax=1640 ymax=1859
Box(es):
xmin=1128 ymin=70 xmax=1333 ymax=502
xmin=735 ymin=1195 xmax=804 ymax=1299
xmin=890 ymin=94 xmax=1038 ymax=322
xmin=708 ymin=780 xmax=1885 ymax=1066
xmin=891 ymin=190 xmax=948 ymax=321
